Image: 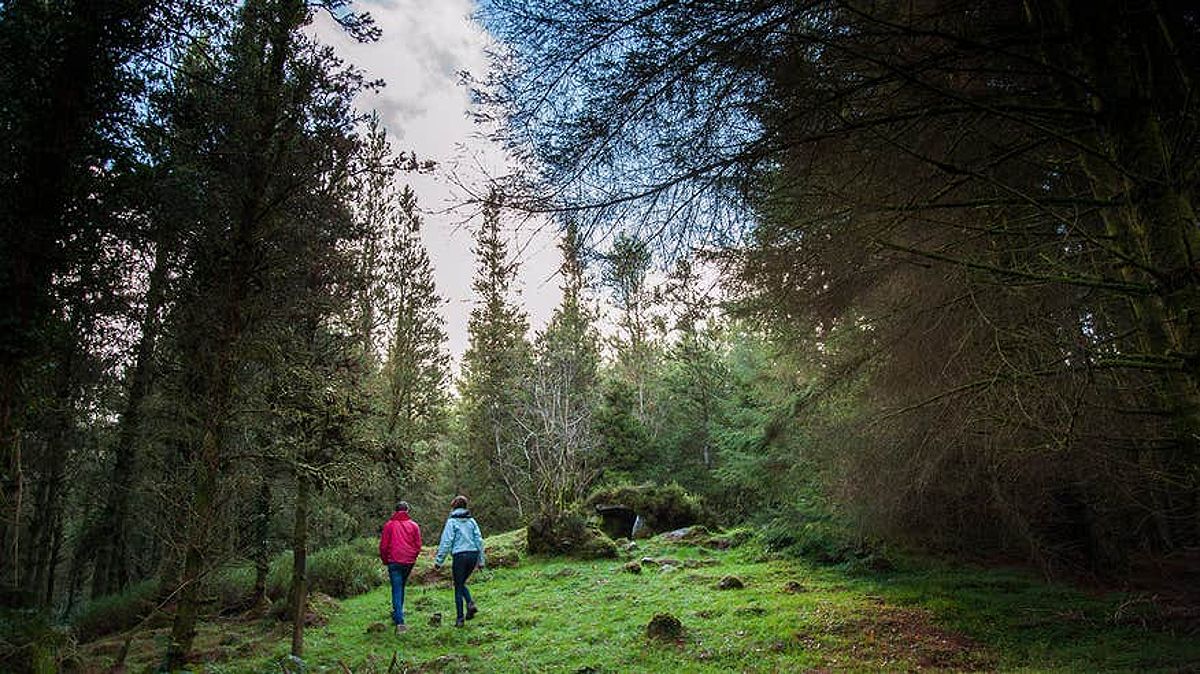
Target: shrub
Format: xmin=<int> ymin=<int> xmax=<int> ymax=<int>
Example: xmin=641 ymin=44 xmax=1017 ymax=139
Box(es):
xmin=267 ymin=539 xmax=384 ymax=600
xmin=758 ymin=513 xmax=889 ymax=570
xmin=72 ymin=579 xmax=158 ymax=642
xmin=586 ymin=482 xmax=709 ymax=535
xmin=1 ymin=608 xmax=73 ymax=673
xmin=207 ymin=563 xmax=258 ymax=612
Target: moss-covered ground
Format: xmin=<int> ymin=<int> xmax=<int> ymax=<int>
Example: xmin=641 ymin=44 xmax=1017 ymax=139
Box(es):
xmin=76 ymin=530 xmax=1200 ymax=673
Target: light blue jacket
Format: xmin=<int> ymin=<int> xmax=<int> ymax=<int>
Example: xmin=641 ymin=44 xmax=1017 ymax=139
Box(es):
xmin=434 ymin=508 xmax=485 ymax=567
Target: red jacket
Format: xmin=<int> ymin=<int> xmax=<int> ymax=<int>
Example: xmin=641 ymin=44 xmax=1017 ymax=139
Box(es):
xmin=379 ymin=511 xmax=422 ymax=565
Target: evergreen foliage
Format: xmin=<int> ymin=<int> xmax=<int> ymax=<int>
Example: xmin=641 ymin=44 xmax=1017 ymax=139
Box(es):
xmin=456 ymin=195 xmax=533 ymax=530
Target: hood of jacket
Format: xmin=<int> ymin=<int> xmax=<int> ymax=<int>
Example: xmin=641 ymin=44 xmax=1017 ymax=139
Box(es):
xmin=449 ymin=508 xmax=472 ymax=519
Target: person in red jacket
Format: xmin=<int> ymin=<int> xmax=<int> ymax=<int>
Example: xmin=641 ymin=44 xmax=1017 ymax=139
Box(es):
xmin=379 ymin=501 xmax=422 ymax=634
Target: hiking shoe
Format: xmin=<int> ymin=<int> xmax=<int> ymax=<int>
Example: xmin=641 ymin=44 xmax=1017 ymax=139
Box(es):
xmin=454 ymin=618 xmax=465 ymax=628
xmin=465 ymin=604 xmax=478 ymax=621
xmin=395 ymin=624 xmax=408 ymax=635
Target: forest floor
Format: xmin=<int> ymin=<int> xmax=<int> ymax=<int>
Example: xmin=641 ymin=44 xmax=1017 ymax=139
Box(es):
xmin=76 ymin=531 xmax=1200 ymax=673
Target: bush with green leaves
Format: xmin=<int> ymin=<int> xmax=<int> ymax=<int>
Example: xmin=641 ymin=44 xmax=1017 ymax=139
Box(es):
xmin=1 ymin=607 xmax=74 ymax=672
xmin=267 ymin=538 xmax=384 ymax=600
xmin=71 ymin=579 xmax=158 ymax=642
xmin=207 ymin=563 xmax=258 ymax=611
xmin=758 ymin=510 xmax=889 ymax=571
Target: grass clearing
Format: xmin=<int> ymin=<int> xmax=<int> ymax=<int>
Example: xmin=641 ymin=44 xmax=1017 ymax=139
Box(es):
xmin=74 ymin=532 xmax=1200 ymax=672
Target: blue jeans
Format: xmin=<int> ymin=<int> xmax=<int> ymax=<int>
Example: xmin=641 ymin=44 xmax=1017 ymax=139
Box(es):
xmin=387 ymin=562 xmax=414 ymax=625
xmin=451 ymin=551 xmax=479 ymax=621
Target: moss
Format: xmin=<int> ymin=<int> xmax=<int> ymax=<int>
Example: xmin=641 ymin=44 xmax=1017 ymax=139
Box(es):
xmin=527 ymin=512 xmax=618 ymax=559
xmin=645 ymin=613 xmax=685 ymax=641
xmin=484 ymin=528 xmax=527 ymax=567
xmin=586 ymin=483 xmax=709 ymax=535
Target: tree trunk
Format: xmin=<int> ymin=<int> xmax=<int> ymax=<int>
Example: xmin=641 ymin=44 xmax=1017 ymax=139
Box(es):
xmin=27 ymin=335 xmax=77 ymax=607
xmin=162 ymin=2 xmax=301 ymax=665
xmin=251 ymin=465 xmax=272 ymax=608
xmin=1051 ymin=0 xmax=1200 ymax=549
xmin=163 ymin=422 xmax=225 ymax=670
xmin=92 ymin=238 xmax=169 ymax=598
xmin=289 ymin=473 xmax=310 ymax=658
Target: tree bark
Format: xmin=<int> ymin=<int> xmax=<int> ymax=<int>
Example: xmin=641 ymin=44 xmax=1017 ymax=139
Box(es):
xmin=289 ymin=473 xmax=310 ymax=658
xmin=92 ymin=238 xmax=169 ymax=598
xmin=251 ymin=463 xmax=272 ymax=608
xmin=1050 ymin=0 xmax=1200 ymax=549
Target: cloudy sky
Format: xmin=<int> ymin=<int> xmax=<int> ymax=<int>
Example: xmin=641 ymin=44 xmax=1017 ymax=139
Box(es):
xmin=310 ymin=0 xmax=564 ymax=365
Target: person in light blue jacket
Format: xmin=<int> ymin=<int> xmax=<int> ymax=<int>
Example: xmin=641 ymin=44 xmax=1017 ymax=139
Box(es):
xmin=433 ymin=495 xmax=486 ymax=626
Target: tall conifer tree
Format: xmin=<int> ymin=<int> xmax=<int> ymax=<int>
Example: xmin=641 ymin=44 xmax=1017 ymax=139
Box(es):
xmin=457 ymin=195 xmax=532 ymax=529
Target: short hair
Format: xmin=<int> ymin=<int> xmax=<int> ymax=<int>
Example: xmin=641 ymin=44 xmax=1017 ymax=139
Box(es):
xmin=395 ymin=501 xmax=409 ymax=512
xmin=450 ymin=495 xmax=468 ymax=510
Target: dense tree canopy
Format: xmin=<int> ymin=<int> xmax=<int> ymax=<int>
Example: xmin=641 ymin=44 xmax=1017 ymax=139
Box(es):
xmin=484 ymin=0 xmax=1200 ymax=567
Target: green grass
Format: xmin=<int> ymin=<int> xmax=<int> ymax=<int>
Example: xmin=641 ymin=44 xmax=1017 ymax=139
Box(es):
xmin=78 ymin=533 xmax=1200 ymax=673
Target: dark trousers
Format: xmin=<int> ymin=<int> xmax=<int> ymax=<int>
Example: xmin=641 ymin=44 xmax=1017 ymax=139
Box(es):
xmin=451 ymin=551 xmax=479 ymax=621
xmin=387 ymin=562 xmax=414 ymax=625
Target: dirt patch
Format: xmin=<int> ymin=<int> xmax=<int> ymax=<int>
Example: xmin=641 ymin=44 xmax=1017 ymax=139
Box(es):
xmin=823 ymin=604 xmax=993 ymax=670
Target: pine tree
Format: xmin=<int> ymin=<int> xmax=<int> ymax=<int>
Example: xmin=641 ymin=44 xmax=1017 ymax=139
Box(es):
xmin=158 ymin=0 xmax=370 ymax=664
xmin=381 ymin=184 xmax=450 ymax=499
xmin=457 ymin=195 xmax=532 ymax=529
xmin=524 ymin=221 xmax=601 ymax=522
xmin=601 ymin=233 xmax=657 ymax=422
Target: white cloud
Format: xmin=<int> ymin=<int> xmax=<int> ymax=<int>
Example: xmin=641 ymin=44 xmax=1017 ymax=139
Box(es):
xmin=310 ymin=0 xmax=563 ymax=369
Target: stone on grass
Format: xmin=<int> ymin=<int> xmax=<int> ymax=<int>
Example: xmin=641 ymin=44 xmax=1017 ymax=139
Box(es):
xmin=782 ymin=580 xmax=807 ymax=594
xmin=645 ymin=613 xmax=685 ymax=641
xmin=640 ymin=557 xmax=657 ymax=567
xmin=429 ymin=612 xmax=443 ymax=627
xmin=659 ymin=564 xmax=677 ymax=574
xmin=661 ymin=525 xmax=709 ymax=542
xmin=716 ymin=575 xmax=745 ymax=590
xmin=622 ymin=561 xmax=642 ymax=574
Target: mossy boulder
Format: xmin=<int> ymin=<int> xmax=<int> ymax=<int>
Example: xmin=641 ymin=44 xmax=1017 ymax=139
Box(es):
xmin=716 ymin=575 xmax=745 ymax=590
xmin=782 ymin=580 xmax=807 ymax=593
xmin=587 ymin=483 xmax=709 ymax=537
xmin=645 ymin=613 xmax=685 ymax=641
xmin=527 ymin=512 xmax=618 ymax=559
xmin=485 ymin=528 xmax=528 ymax=563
